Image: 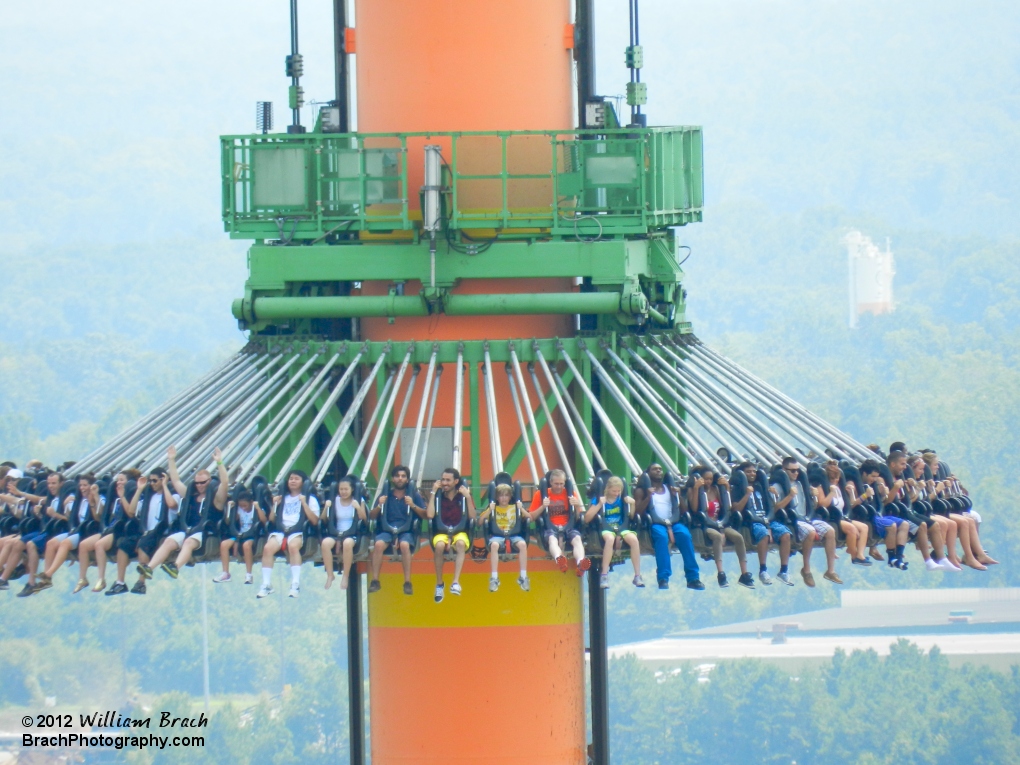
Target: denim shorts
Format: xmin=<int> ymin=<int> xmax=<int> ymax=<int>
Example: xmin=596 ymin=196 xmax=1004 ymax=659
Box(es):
xmin=375 ymin=531 xmax=415 ymax=549
xmin=769 ymin=521 xmax=792 ymax=539
xmin=874 ymin=515 xmax=901 ymax=531
xmin=751 ymin=522 xmax=770 ymax=544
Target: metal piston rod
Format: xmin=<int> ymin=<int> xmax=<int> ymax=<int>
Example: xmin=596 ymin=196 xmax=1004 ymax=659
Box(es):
xmin=312 ymin=351 xmax=390 ymax=483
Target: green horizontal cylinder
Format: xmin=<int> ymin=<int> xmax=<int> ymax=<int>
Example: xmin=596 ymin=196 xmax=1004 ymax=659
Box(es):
xmin=245 ymin=295 xmax=428 ymax=320
xmin=444 ymin=292 xmax=625 ymax=316
xmin=237 ymin=291 xmax=642 ymax=320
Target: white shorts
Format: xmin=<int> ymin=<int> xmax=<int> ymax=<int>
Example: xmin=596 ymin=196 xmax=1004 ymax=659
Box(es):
xmin=50 ymin=531 xmax=81 ymax=550
xmin=268 ymin=532 xmax=303 ymax=545
xmin=969 ymin=510 xmax=982 ymax=523
xmin=52 ymin=534 xmax=81 ymax=550
xmin=167 ymin=531 xmax=203 ymax=547
xmin=797 ymin=520 xmax=832 ymax=539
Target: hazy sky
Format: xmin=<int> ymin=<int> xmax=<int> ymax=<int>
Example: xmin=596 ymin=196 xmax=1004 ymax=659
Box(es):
xmin=2 ymin=0 xmax=1016 ymax=251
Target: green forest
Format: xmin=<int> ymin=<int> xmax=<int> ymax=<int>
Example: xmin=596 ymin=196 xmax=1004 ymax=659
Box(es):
xmin=2 ymin=0 xmax=1019 ymax=762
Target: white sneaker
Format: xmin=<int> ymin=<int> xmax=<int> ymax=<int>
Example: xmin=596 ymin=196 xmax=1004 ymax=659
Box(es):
xmin=244 ymin=573 xmax=253 ymax=584
xmin=518 ymin=575 xmax=530 ymax=592
xmin=925 ymin=558 xmax=941 ymax=571
xmin=450 ymin=582 xmax=462 ymax=596
xmin=489 ymin=576 xmax=499 ymax=592
xmin=599 ymin=574 xmax=610 ymax=589
xmin=257 ymin=585 xmax=273 ymax=598
xmin=212 ymin=572 xmax=231 ymax=583
xmin=778 ymin=572 xmax=794 ymax=586
xmin=939 ymin=558 xmax=962 ymax=572
xmin=288 ymin=586 xmax=300 ymax=598
xmin=435 ymin=584 xmax=445 ymax=603
xmin=759 ymin=571 xmax=773 ymax=586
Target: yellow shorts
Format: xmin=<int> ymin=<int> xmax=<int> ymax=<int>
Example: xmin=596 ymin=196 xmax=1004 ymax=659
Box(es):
xmin=433 ymin=531 xmax=470 ymax=550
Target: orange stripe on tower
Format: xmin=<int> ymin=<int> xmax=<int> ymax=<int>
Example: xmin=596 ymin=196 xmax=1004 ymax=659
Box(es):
xmin=355 ymin=1 xmax=584 ymax=761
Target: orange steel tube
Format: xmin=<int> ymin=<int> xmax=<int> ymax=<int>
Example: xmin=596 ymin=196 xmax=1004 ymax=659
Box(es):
xmin=367 ymin=557 xmax=586 ymax=765
xmin=354 ymin=2 xmax=585 ymax=762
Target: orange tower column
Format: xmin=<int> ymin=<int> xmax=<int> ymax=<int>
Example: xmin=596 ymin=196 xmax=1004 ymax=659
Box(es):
xmin=353 ymin=1 xmax=588 ymax=763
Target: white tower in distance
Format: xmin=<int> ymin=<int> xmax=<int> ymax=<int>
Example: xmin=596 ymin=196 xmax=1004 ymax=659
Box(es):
xmin=846 ymin=231 xmax=895 ymax=329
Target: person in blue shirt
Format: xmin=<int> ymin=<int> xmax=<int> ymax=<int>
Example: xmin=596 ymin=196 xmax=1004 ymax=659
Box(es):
xmin=585 ymin=476 xmax=643 ymax=589
xmin=368 ymin=465 xmax=427 ymax=595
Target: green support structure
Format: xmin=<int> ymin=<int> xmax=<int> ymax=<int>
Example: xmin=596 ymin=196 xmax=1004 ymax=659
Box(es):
xmin=219 ymin=115 xmax=704 ymax=490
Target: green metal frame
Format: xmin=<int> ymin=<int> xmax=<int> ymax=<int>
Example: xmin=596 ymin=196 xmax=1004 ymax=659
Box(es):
xmin=250 ymin=333 xmax=691 ymax=489
xmin=221 ymin=127 xmax=703 ymax=241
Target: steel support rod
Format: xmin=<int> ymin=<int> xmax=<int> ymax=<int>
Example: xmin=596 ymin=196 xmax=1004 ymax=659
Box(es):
xmin=136 ymin=363 xmax=265 ymax=474
xmin=452 ymin=349 xmax=464 ymax=474
xmin=510 ymin=347 xmax=548 ymax=474
xmin=274 ymin=348 xmax=367 ymax=482
xmin=247 ymin=359 xmax=342 ymax=480
xmin=529 ymin=364 xmax=576 ymax=487
xmin=348 ymin=369 xmax=397 ymax=479
xmin=651 ymin=344 xmax=799 ymax=464
xmin=559 ymin=348 xmax=641 ymax=475
xmin=535 ymin=348 xmax=598 ymax=478
xmin=607 ymin=365 xmax=702 ymax=468
xmin=547 ymin=362 xmax=605 ymax=473
xmin=583 ymin=347 xmax=680 ymax=476
xmin=346 ymin=566 xmax=365 ymax=765
xmin=358 ymin=349 xmax=414 ymax=483
xmin=180 ymin=355 xmax=299 ymax=475
xmin=312 ymin=352 xmax=389 ymax=483
xmin=101 ymin=358 xmax=255 ymax=473
xmin=639 ymin=344 xmax=778 ymax=464
xmin=622 ymin=346 xmax=746 ymax=467
xmin=371 ymin=365 xmax=420 ymax=506
xmin=222 ymin=354 xmax=325 ymax=471
xmin=414 ymin=367 xmax=442 ymax=488
xmin=680 ymin=347 xmax=834 ymax=459
xmin=483 ymin=347 xmax=504 ymax=473
xmin=69 ymin=352 xmax=249 ymax=473
xmin=506 ymin=368 xmax=540 ymax=486
xmin=688 ymin=342 xmax=872 ymax=460
xmin=621 ymin=344 xmax=743 ymax=461
xmin=588 ymin=557 xmax=610 ymax=765
xmin=406 ymin=349 xmax=438 ymax=479
xmin=240 ymin=354 xmax=341 ymax=481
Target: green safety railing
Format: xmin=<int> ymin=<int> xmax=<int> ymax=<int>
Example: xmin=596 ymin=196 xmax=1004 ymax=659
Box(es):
xmin=221 ymin=127 xmax=703 ymax=241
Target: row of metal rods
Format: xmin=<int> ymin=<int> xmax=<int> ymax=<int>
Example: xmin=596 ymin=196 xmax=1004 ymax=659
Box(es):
xmin=66 ymin=340 xmax=876 ymax=490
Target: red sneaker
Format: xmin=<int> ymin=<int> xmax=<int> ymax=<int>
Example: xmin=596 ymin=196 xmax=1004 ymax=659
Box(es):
xmin=556 ymin=556 xmax=568 ymax=573
xmin=576 ymin=558 xmax=591 ymax=576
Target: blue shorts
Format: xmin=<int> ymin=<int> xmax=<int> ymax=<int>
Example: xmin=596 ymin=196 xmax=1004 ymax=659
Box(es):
xmin=874 ymin=515 xmax=901 ymax=531
xmin=375 ymin=531 xmax=415 ymax=549
xmin=769 ymin=522 xmax=792 ymax=539
xmin=21 ymin=530 xmax=48 ymax=548
xmin=751 ymin=523 xmax=770 ymax=544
